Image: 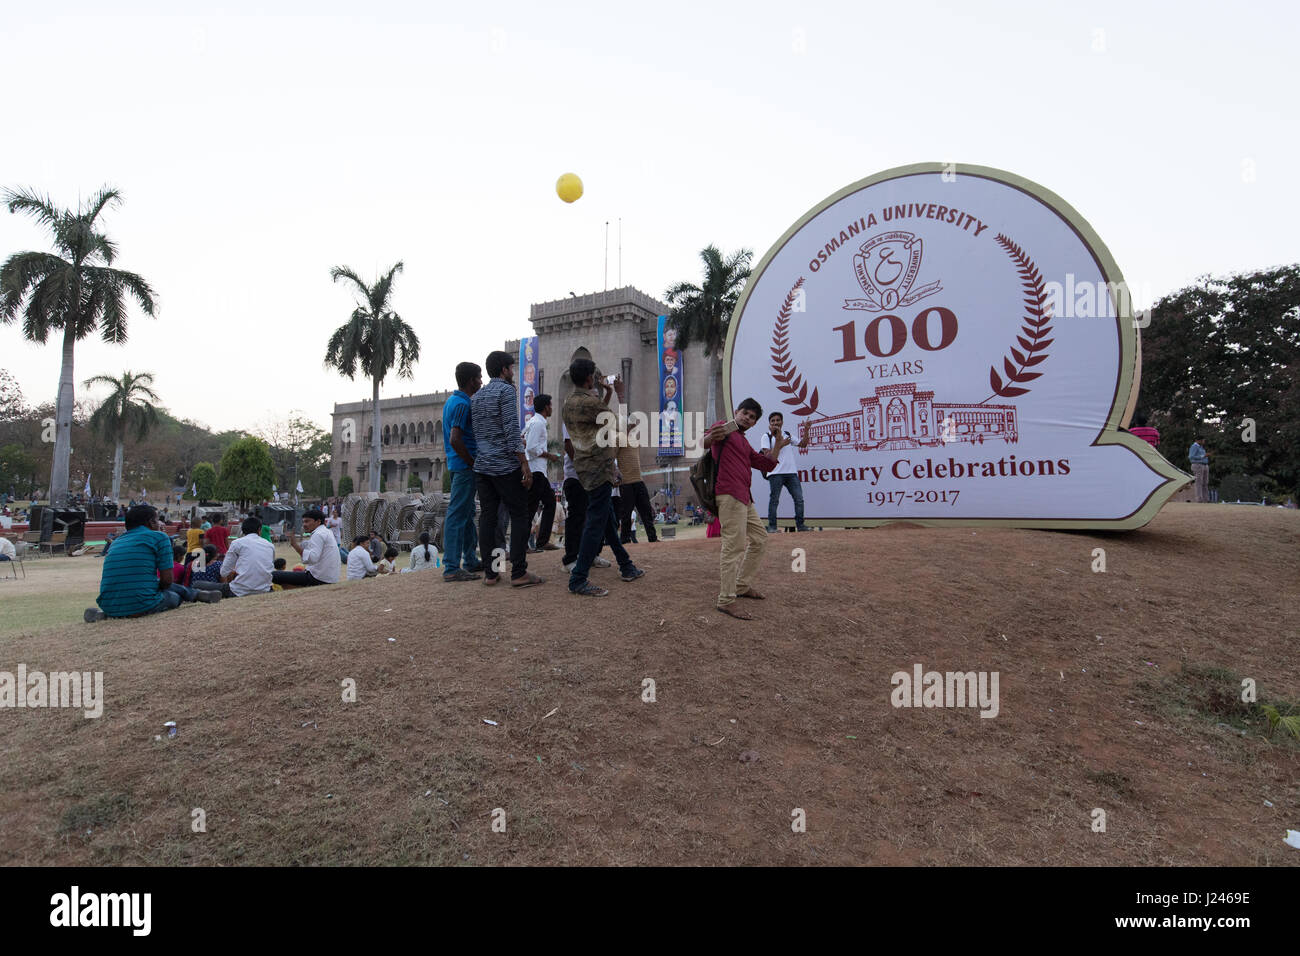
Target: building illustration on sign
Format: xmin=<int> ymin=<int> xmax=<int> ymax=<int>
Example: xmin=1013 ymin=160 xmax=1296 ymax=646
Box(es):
xmin=801 ymin=382 xmax=1018 ymax=453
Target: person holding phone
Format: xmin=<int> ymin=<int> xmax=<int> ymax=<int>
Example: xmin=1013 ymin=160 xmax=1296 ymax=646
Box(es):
xmin=762 ymin=411 xmax=811 ymax=532
xmin=561 ymin=360 xmax=645 ymax=597
xmin=702 ymin=398 xmax=786 ymax=619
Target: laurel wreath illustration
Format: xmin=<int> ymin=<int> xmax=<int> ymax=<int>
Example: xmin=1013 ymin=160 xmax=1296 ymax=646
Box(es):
xmin=984 ymin=233 xmax=1053 ymax=402
xmin=769 ymin=236 xmax=1051 ymax=417
xmin=770 ymin=277 xmax=821 ymax=417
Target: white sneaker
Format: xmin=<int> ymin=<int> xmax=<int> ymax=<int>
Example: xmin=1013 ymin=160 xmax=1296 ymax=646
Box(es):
xmin=564 ymin=556 xmax=611 ymax=571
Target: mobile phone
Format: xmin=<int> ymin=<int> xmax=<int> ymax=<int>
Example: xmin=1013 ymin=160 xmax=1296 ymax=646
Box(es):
xmin=604 ymin=375 xmax=616 ymax=385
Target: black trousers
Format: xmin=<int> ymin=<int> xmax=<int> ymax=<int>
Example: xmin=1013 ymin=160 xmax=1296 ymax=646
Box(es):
xmin=477 ymin=469 xmax=530 ymax=580
xmin=562 ymin=477 xmax=588 ymax=565
xmin=271 ymin=570 xmax=328 ymax=587
xmin=618 ymin=480 xmax=658 ymax=542
xmin=527 ymin=471 xmax=556 ymax=547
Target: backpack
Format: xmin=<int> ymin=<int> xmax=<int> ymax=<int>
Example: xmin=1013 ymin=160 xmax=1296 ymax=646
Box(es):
xmin=690 ymin=440 xmax=722 ymax=514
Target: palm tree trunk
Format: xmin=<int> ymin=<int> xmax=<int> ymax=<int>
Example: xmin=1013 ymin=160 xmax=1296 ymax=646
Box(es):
xmin=49 ymin=323 xmax=77 ymax=507
xmin=370 ymin=375 xmax=382 ymax=492
xmin=706 ymin=356 xmax=720 ymax=426
xmin=111 ymin=437 xmax=124 ymax=503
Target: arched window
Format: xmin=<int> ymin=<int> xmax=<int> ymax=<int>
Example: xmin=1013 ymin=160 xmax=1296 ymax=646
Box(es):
xmin=417 ymin=422 xmax=425 ymax=443
xmin=383 ymin=425 xmax=391 ymax=445
xmin=429 ymin=420 xmax=437 ymax=443
xmin=399 ymin=423 xmax=407 ymax=445
xmin=366 ymin=426 xmax=373 ymax=446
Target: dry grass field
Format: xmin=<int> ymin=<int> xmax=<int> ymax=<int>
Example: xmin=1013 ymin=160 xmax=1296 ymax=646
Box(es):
xmin=1 ymin=502 xmax=1297 ymax=865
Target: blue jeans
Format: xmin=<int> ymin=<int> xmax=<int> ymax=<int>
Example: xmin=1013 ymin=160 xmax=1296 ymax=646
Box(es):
xmin=767 ymin=473 xmax=806 ymax=529
xmin=168 ymin=582 xmax=199 ymax=602
xmin=569 ymin=481 xmax=633 ymax=590
xmin=443 ymin=468 xmax=480 ymax=574
xmin=134 ymin=588 xmax=182 ymax=616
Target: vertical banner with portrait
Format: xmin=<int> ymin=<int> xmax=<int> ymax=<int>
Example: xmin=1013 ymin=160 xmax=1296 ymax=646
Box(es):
xmin=518 ymin=336 xmax=539 ymax=428
xmin=657 ymin=315 xmax=684 ymax=456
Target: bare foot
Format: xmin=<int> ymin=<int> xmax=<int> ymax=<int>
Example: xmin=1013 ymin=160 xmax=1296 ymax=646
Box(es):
xmin=717 ymin=604 xmax=753 ymax=620
xmin=736 ymin=588 xmax=766 ymax=600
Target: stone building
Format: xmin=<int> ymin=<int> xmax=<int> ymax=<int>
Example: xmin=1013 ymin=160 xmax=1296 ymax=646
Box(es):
xmin=329 ymin=287 xmax=714 ymax=504
xmin=529 ymin=287 xmax=713 ymax=506
xmin=329 ymin=390 xmax=456 ymax=494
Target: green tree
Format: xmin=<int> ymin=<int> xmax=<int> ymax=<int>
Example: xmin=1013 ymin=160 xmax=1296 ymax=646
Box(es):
xmin=0 ymin=442 xmax=38 ymax=497
xmin=664 ymin=244 xmax=753 ymax=425
xmin=441 ymin=468 xmax=451 ymax=493
xmin=82 ymin=370 xmax=161 ymax=503
xmin=0 ymin=187 xmax=157 ymax=507
xmin=257 ymin=412 xmax=331 ymax=498
xmin=323 ymin=262 xmax=420 ymax=494
xmin=1141 ymin=265 xmax=1300 ymax=498
xmin=338 ymin=474 xmax=354 ymax=496
xmin=407 ymin=471 xmax=423 ymax=491
xmin=216 ymin=436 xmax=274 ymax=510
xmin=191 ymin=461 xmax=217 ymax=500
xmin=320 ymin=476 xmax=334 ymax=498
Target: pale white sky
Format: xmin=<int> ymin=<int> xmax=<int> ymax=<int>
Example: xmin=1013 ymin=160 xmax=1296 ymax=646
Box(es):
xmin=2 ymin=0 xmax=1295 ymax=433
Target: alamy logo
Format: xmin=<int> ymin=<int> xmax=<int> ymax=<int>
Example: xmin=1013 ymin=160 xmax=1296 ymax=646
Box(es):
xmin=50 ymin=886 xmax=151 ymax=936
xmin=890 ymin=663 xmax=999 ymax=717
xmin=0 ymin=666 xmax=103 ymax=718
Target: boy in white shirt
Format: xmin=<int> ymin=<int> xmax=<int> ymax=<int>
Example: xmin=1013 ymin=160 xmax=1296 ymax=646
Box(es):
xmin=220 ymin=515 xmax=276 ymax=597
xmin=347 ymin=534 xmax=384 ymax=580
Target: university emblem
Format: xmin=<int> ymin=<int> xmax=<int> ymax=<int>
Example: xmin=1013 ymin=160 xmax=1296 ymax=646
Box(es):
xmin=845 ymin=231 xmax=942 ymax=312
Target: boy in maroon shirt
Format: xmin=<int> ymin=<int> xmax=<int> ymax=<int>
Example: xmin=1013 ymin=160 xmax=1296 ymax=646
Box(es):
xmin=702 ymin=397 xmax=787 ymax=619
xmin=205 ymin=521 xmax=231 ymax=555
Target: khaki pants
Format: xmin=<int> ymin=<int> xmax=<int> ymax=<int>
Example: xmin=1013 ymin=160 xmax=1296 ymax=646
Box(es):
xmin=1192 ymin=462 xmax=1209 ymax=502
xmin=716 ymin=493 xmax=767 ymax=607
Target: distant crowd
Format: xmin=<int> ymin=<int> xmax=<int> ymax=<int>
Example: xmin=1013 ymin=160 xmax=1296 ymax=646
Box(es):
xmin=83 ymin=504 xmax=434 ymax=621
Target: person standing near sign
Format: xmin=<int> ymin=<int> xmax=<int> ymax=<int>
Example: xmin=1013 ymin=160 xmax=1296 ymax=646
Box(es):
xmin=1189 ymin=436 xmax=1210 ymax=503
xmin=761 ymin=411 xmax=811 ymax=532
xmin=562 ymin=359 xmax=644 ymax=596
xmin=703 ymin=398 xmax=785 ymax=619
xmin=523 ymin=394 xmax=561 ymax=552
xmin=471 ymin=350 xmax=543 ymax=587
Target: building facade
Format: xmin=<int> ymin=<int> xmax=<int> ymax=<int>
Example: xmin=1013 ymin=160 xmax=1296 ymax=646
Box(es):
xmin=330 ymin=390 xmax=456 ymax=494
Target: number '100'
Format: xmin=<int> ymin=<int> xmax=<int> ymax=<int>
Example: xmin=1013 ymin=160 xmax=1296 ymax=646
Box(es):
xmin=832 ymin=307 xmax=958 ymax=363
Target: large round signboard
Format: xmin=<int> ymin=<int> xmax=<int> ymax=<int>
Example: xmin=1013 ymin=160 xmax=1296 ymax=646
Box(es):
xmin=725 ymin=163 xmax=1189 ymax=529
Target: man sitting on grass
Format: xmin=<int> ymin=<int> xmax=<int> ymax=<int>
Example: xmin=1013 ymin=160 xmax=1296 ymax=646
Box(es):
xmin=347 ymin=534 xmax=385 ymax=580
xmin=216 ymin=515 xmax=275 ymax=598
xmin=273 ymin=508 xmax=341 ymax=588
xmin=86 ymin=504 xmax=221 ymax=622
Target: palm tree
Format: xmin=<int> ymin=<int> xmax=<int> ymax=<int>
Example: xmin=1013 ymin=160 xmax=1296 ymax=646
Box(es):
xmin=0 ymin=186 xmax=157 ymax=507
xmin=323 ymin=262 xmax=420 ymax=492
xmin=664 ymin=244 xmax=753 ymax=425
xmin=83 ymin=370 xmax=161 ymax=503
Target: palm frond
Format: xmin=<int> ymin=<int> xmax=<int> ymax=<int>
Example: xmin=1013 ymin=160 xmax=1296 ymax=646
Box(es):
xmin=0 ymin=251 xmax=70 ymax=322
xmin=3 ymin=187 xmax=62 ymax=234
xmin=80 ymin=186 xmax=122 ymax=227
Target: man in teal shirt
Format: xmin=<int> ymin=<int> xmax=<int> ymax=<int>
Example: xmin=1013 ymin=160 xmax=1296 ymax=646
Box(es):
xmin=85 ymin=504 xmax=216 ymax=621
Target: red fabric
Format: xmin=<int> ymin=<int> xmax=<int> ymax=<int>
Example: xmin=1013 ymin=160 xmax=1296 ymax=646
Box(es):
xmin=710 ymin=420 xmax=777 ymax=506
xmin=1129 ymin=425 xmax=1160 ymax=448
xmin=706 ymin=517 xmax=721 ymax=538
xmin=206 ymin=523 xmax=231 ymax=554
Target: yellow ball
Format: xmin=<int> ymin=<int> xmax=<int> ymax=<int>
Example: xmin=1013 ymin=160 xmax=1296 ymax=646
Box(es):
xmin=556 ymin=172 xmax=583 ymax=203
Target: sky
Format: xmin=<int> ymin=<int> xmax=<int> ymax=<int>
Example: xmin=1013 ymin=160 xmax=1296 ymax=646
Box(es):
xmin=1 ymin=0 xmax=1296 ymax=434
